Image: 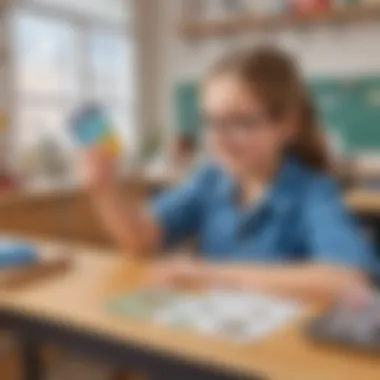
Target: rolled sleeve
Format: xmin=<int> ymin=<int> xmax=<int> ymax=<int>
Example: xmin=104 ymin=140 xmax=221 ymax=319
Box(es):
xmin=304 ymin=178 xmax=374 ymax=271
xmin=150 ymin=166 xmax=211 ymax=248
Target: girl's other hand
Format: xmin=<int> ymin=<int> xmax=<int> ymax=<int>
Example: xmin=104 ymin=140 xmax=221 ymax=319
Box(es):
xmin=149 ymin=257 xmax=208 ymax=289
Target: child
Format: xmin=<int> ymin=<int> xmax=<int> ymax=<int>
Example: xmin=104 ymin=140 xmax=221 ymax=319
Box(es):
xmin=82 ymin=46 xmax=373 ymax=302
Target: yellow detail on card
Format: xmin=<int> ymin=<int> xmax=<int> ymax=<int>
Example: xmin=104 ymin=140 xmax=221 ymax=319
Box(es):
xmin=102 ymin=133 xmax=122 ymax=157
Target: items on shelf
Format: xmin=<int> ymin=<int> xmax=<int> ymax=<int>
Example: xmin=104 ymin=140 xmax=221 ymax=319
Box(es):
xmin=360 ymin=0 xmax=380 ymax=6
xmin=245 ymin=0 xmax=289 ymax=16
xmin=181 ymin=0 xmax=288 ymax=20
xmin=180 ymin=0 xmax=376 ymax=24
xmin=0 ymin=173 xmax=16 ymax=193
xmin=204 ymin=0 xmax=246 ymax=19
xmin=290 ymin=0 xmax=333 ymax=14
xmin=334 ymin=0 xmax=359 ymax=7
xmin=179 ymin=0 xmax=380 ymax=39
xmin=0 ymin=112 xmax=15 ymax=193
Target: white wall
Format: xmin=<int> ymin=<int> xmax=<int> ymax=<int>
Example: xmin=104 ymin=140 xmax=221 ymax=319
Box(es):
xmin=169 ymin=23 xmax=380 ymax=79
xmin=0 ymin=17 xmax=6 ymax=110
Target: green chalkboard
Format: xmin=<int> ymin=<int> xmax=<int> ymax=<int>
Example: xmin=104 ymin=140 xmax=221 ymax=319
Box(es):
xmin=174 ymin=76 xmax=380 ymax=153
xmin=310 ymin=76 xmax=380 ymax=153
xmin=174 ymin=82 xmax=200 ymax=137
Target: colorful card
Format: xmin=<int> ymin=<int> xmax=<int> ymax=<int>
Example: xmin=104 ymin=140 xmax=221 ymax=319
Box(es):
xmin=70 ymin=104 xmax=121 ymax=156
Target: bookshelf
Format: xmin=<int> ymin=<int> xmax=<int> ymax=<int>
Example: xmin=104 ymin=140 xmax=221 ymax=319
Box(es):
xmin=179 ymin=6 xmax=380 ymax=39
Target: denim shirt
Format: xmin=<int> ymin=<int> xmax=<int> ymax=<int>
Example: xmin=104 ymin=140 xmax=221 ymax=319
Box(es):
xmin=151 ymin=159 xmax=373 ymax=270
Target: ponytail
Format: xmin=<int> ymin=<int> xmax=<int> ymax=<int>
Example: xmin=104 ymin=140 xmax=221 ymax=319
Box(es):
xmin=288 ymin=95 xmax=330 ymax=172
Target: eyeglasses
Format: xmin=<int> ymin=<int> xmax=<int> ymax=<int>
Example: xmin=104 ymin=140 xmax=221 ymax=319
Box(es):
xmin=201 ymin=111 xmax=270 ymax=137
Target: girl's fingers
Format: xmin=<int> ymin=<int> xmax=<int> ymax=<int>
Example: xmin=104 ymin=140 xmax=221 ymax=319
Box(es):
xmin=80 ymin=146 xmax=117 ymax=192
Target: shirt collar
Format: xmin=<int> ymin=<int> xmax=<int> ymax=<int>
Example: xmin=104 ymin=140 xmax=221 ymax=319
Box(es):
xmin=215 ymin=157 xmax=306 ymax=216
xmin=267 ymin=157 xmax=305 ymax=216
xmin=215 ymin=166 xmax=238 ymax=201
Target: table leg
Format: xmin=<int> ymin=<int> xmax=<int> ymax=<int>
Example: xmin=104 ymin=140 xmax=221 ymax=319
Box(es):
xmin=20 ymin=338 xmax=43 ymax=380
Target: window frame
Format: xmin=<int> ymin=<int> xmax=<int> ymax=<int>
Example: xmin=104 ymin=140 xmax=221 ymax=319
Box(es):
xmin=6 ymin=0 xmax=137 ymax=174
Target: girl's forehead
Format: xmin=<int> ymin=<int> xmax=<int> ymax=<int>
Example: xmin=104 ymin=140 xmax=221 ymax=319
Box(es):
xmin=204 ymin=72 xmax=247 ymax=93
xmin=202 ymin=76 xmax=263 ymax=113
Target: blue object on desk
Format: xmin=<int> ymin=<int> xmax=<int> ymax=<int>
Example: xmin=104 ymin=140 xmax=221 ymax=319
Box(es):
xmin=0 ymin=241 xmax=38 ymax=269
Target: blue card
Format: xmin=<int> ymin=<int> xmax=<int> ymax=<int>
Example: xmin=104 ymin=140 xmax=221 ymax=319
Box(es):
xmin=70 ymin=104 xmax=109 ymax=147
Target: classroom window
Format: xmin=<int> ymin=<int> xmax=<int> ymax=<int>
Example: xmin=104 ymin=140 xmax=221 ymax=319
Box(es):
xmin=9 ymin=0 xmax=136 ymax=184
xmin=31 ymin=0 xmax=130 ymax=24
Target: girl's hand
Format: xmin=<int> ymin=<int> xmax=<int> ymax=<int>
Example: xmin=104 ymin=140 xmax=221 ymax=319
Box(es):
xmin=80 ymin=147 xmax=117 ymax=195
xmin=149 ymin=257 xmax=209 ymax=289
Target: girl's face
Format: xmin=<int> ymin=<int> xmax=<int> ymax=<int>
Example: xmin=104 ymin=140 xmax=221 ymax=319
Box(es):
xmin=202 ymin=74 xmax=295 ymax=177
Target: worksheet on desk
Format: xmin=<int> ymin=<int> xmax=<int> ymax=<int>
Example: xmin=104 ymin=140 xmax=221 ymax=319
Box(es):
xmin=108 ymin=289 xmax=302 ymax=343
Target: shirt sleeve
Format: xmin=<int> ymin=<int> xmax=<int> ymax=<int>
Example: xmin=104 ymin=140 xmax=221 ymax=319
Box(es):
xmin=304 ymin=178 xmax=374 ymax=271
xmin=150 ymin=166 xmax=211 ymax=248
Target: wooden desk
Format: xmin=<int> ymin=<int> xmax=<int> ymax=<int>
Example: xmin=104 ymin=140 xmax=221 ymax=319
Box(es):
xmin=0 ymin=241 xmax=379 ymax=380
xmin=0 ymin=173 xmax=174 ymax=246
xmin=346 ymin=189 xmax=380 ymax=215
xmin=345 ymin=190 xmax=380 ymax=269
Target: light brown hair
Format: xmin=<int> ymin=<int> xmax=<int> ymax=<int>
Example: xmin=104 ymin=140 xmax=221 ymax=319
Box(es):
xmin=205 ymin=45 xmax=330 ymax=172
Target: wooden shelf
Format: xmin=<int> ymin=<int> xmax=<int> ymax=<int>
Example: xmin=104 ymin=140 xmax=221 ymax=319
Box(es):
xmin=179 ymin=6 xmax=380 ymax=39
